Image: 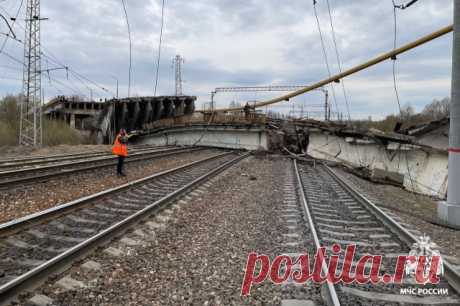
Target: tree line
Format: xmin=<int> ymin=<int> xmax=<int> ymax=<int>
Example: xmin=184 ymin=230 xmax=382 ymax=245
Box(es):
xmin=353 ymin=97 xmax=450 ymax=132
xmin=0 ymin=95 xmax=90 ymax=147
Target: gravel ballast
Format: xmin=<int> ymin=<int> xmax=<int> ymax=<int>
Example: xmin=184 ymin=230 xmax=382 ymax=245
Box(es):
xmin=0 ymin=145 xmax=112 ymax=159
xmin=332 ymin=166 xmax=460 ymax=260
xmin=0 ymin=149 xmax=221 ymax=223
xmin=26 ymin=155 xmax=324 ymax=305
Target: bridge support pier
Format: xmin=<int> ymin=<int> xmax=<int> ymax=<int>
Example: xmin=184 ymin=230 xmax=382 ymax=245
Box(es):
xmin=439 ymin=0 xmax=460 ymax=227
xmin=130 ymin=102 xmax=140 ymax=131
xmin=143 ymin=101 xmax=153 ymax=127
xmin=70 ymin=114 xmax=76 ymax=129
xmin=174 ymin=99 xmax=185 ymax=116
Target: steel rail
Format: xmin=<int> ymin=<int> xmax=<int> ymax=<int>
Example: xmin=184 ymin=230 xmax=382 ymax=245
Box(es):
xmin=0 ymin=151 xmax=232 ymax=236
xmin=323 ymin=165 xmax=460 ymax=295
xmin=212 ymin=24 xmax=453 ymax=113
xmin=0 ymin=147 xmax=179 ymax=171
xmin=0 ymin=152 xmax=248 ymax=303
xmin=0 ymin=147 xmax=188 ymax=175
xmin=293 ymin=159 xmax=341 ymax=306
xmin=0 ymin=145 xmax=173 ymax=169
xmin=0 ymin=147 xmax=204 ymax=189
xmin=0 ymin=144 xmax=158 ymax=164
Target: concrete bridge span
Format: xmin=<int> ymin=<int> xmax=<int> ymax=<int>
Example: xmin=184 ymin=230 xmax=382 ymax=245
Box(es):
xmin=134 ymin=124 xmax=269 ymax=151
xmin=42 ymin=95 xmax=197 ymax=143
xmin=98 ymin=96 xmax=196 ymax=143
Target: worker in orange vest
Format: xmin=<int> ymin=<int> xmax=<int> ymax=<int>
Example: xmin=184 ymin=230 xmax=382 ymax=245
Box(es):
xmin=112 ymin=129 xmax=130 ymax=176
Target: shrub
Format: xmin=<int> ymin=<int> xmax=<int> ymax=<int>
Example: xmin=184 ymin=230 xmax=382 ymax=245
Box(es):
xmin=0 ymin=95 xmax=93 ymax=146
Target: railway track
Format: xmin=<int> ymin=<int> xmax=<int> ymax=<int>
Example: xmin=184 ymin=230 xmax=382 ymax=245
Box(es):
xmin=0 ymin=150 xmax=248 ymax=304
xmin=0 ymin=146 xmax=204 ymax=189
xmin=0 ymin=145 xmax=171 ymax=170
xmin=292 ymin=160 xmax=460 ymax=306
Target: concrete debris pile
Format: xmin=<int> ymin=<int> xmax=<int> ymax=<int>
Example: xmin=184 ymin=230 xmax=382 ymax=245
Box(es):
xmin=281 ymin=117 xmax=450 ymax=199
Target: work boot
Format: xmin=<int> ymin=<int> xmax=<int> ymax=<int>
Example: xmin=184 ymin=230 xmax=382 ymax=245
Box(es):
xmin=120 ymin=173 xmax=127 ymax=177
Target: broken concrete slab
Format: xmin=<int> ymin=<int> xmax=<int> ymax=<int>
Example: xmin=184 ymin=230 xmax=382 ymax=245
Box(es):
xmin=145 ymin=221 xmax=165 ymax=229
xmin=55 ymin=276 xmax=87 ymax=291
xmin=281 ymin=300 xmax=316 ymax=306
xmin=120 ymin=237 xmax=141 ymax=246
xmin=104 ymin=247 xmax=123 ymax=257
xmin=81 ymin=260 xmax=102 ymax=272
xmin=26 ymin=294 xmax=53 ymax=306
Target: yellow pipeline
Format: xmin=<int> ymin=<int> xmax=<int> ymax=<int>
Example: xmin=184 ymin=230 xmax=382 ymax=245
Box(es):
xmin=213 ymin=24 xmax=453 ymax=113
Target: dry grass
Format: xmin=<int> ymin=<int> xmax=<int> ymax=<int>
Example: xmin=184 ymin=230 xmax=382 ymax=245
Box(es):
xmin=43 ymin=120 xmax=85 ymax=146
xmin=0 ymin=95 xmax=93 ymax=147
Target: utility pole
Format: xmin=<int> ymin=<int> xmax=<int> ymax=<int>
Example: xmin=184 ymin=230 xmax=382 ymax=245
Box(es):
xmin=173 ymin=54 xmax=184 ymax=96
xmin=210 ymin=91 xmax=216 ymax=111
xmin=110 ymin=76 xmax=119 ymax=99
xmin=439 ymin=1 xmax=460 ymax=227
xmin=324 ymin=90 xmax=329 ymax=121
xmin=19 ymin=0 xmax=45 ymax=146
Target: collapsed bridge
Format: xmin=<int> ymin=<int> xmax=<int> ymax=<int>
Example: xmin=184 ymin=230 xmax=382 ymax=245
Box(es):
xmin=44 ymin=95 xmax=197 ymax=143
xmin=99 ymin=96 xmax=196 ymax=142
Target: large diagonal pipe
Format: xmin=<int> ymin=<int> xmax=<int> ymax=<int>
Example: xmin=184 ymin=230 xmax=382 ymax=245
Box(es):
xmin=211 ymin=24 xmax=453 ymax=113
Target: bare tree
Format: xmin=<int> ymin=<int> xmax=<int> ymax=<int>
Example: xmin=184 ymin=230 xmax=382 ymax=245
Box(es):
xmin=228 ymin=100 xmax=241 ymax=108
xmin=400 ymin=103 xmax=415 ymax=121
xmin=422 ymin=97 xmax=450 ymax=120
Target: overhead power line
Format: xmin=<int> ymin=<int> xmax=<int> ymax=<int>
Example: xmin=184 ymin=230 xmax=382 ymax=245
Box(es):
xmin=392 ymin=0 xmax=403 ymax=113
xmin=392 ymin=0 xmax=418 ymax=199
xmin=154 ymin=0 xmax=166 ymax=96
xmin=0 ymin=0 xmax=23 ymax=54
xmin=41 ymin=51 xmax=112 ymax=96
xmin=0 ymin=49 xmax=23 ymax=65
xmin=0 ymin=12 xmax=16 ymax=38
xmin=325 ymin=0 xmax=352 ymax=122
xmin=212 ymin=24 xmax=452 ymax=113
xmin=0 ymin=8 xmax=114 ymax=97
xmin=120 ymin=0 xmax=132 ymax=97
xmin=312 ymin=0 xmax=341 ymax=120
xmin=47 ymin=75 xmax=81 ymax=96
xmin=394 ymin=0 xmax=419 ymax=10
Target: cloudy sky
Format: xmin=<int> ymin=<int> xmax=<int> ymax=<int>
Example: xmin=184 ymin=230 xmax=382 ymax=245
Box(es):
xmin=0 ymin=0 xmax=454 ymax=119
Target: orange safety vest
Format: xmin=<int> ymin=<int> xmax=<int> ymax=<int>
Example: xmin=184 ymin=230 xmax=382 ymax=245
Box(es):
xmin=112 ymin=134 xmax=128 ymax=157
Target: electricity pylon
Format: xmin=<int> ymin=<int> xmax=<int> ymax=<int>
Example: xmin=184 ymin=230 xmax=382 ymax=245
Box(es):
xmin=174 ymin=54 xmax=184 ymax=96
xmin=19 ymin=0 xmax=43 ymax=146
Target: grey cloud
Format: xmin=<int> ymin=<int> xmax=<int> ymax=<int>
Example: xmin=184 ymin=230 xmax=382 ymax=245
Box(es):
xmin=0 ymin=0 xmax=454 ymax=119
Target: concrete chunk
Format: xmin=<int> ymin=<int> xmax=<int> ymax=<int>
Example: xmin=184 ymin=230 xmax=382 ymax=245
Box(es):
xmin=283 ymin=233 xmax=300 ymax=239
xmin=6 ymin=237 xmax=32 ymax=248
xmin=81 ymin=260 xmax=102 ymax=272
xmin=55 ymin=276 xmax=87 ymax=291
xmin=145 ymin=221 xmax=165 ymax=229
xmin=369 ymin=234 xmax=392 ymax=239
xmin=27 ymin=294 xmax=53 ymax=306
xmin=133 ymin=229 xmax=146 ymax=238
xmin=281 ymin=300 xmax=316 ymax=306
xmin=104 ymin=247 xmax=123 ymax=257
xmin=156 ymin=215 xmax=170 ymax=222
xmin=120 ymin=237 xmax=141 ymax=246
xmin=282 ymin=242 xmax=300 ymax=247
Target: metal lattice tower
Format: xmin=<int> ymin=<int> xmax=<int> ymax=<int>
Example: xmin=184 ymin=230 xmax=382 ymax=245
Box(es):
xmin=19 ymin=0 xmax=42 ymax=146
xmin=174 ymin=54 xmax=184 ymax=96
